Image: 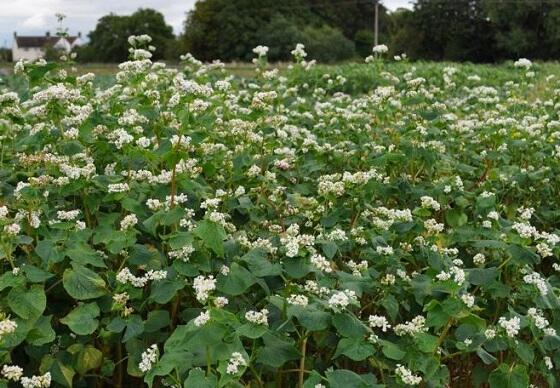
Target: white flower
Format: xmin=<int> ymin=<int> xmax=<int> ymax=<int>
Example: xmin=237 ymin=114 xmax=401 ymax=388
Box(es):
xmin=544 ymin=356 xmax=553 ymax=370
xmin=0 ymin=317 xmax=17 ymax=338
xmin=368 ymin=315 xmax=391 ymax=332
xmin=484 ymin=328 xmax=496 ymax=339
xmin=120 ymin=214 xmax=138 ymax=230
xmin=473 ymin=253 xmax=486 ymax=266
xmin=310 ymin=253 xmax=332 ymax=272
xmin=372 ymin=44 xmax=389 ymax=54
xmin=394 ymin=316 xmax=428 ymax=336
xmin=1 ymin=364 xmax=23 ymax=381
xmin=194 ymin=310 xmax=211 ymax=327
xmin=328 ymin=290 xmax=356 ymax=310
xmin=193 ymin=275 xmax=216 ymax=303
xmin=395 ymin=364 xmax=421 ymax=385
xmin=514 ymin=58 xmax=532 ymax=69
xmin=499 ymin=316 xmax=521 ymax=337
xmin=226 ymin=352 xmax=247 ymax=375
xmin=461 ymin=293 xmax=475 ymax=308
xmin=139 ymin=344 xmax=159 ymax=373
xmin=20 ymin=372 xmax=51 ymax=388
xmin=245 ymin=309 xmax=269 ymax=326
xmin=287 ymin=294 xmax=309 ymax=306
xmin=253 ymin=45 xmax=269 ymax=57
xmin=523 ymin=272 xmax=548 ymax=296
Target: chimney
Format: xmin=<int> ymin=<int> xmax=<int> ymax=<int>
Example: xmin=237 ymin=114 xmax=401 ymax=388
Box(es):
xmin=13 ymin=31 xmax=17 ymax=37
xmin=78 ymin=31 xmax=82 ymax=38
xmin=46 ymin=31 xmax=50 ymax=37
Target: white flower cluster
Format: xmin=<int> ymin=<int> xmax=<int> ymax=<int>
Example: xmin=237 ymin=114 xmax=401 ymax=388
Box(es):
xmin=287 ymin=294 xmax=309 ymax=306
xmin=253 ymin=45 xmax=269 ymax=57
xmin=120 ymin=214 xmax=138 ymax=230
xmin=420 ymin=196 xmax=441 ymax=211
xmin=368 ymin=315 xmax=391 ymax=332
xmin=1 ymin=365 xmax=23 ymax=381
xmin=328 ymin=289 xmax=357 ymax=310
xmin=20 ymin=372 xmax=52 ymax=388
xmin=193 ymin=275 xmax=217 ymax=303
xmin=194 ymin=310 xmax=211 ymax=327
xmin=138 ymin=344 xmax=159 ymax=373
xmin=245 ymin=308 xmax=269 ymax=326
xmin=498 ymin=316 xmax=521 ymax=337
xmin=168 ymin=244 xmax=195 ymax=262
xmin=527 ymin=308 xmax=556 ymax=336
xmin=116 ymin=268 xmax=167 ymax=287
xmin=0 ymin=317 xmax=17 ymax=339
xmin=395 ymin=364 xmax=422 ymax=385
xmin=523 ymin=272 xmax=548 ymax=296
xmin=310 ymin=253 xmax=332 ymax=273
xmin=226 ymin=352 xmax=247 ymax=375
xmin=394 ymin=316 xmax=427 ymax=336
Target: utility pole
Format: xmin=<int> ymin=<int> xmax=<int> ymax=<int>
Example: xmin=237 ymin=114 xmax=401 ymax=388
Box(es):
xmin=374 ymin=0 xmax=379 ymax=46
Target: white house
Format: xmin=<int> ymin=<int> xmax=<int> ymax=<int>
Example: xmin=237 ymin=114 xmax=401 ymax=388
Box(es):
xmin=12 ymin=32 xmax=82 ymax=61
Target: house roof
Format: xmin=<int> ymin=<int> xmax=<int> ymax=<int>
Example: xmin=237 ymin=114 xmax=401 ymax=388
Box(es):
xmin=15 ymin=36 xmax=79 ymax=48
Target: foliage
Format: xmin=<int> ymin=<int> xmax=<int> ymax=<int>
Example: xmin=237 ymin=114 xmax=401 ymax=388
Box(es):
xmin=78 ymin=8 xmax=174 ymax=63
xmin=181 ymin=0 xmax=385 ymax=62
xmin=1 ymin=38 xmax=560 ymax=388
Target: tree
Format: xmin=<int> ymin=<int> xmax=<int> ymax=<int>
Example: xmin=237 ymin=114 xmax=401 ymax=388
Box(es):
xmin=79 ymin=8 xmax=174 ymax=62
xmin=181 ymin=0 xmax=384 ymax=62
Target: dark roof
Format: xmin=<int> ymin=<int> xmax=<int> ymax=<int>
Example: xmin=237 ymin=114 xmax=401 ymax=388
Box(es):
xmin=15 ymin=36 xmax=79 ymax=48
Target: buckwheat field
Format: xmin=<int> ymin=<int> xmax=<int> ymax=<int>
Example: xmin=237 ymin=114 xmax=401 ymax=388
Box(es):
xmin=1 ymin=37 xmax=560 ymax=387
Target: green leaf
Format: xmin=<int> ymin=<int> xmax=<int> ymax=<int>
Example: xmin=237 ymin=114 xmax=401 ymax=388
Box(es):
xmin=414 ymin=333 xmax=439 ymax=353
xmin=321 ymin=241 xmax=338 ymax=259
xmin=183 ymin=369 xmax=217 ymax=388
xmin=489 ymin=364 xmax=529 ymax=388
xmin=27 ymin=315 xmax=56 ymax=346
xmin=241 ymin=248 xmax=282 ymax=277
xmin=65 ymin=242 xmax=106 ymax=268
xmin=476 ymin=347 xmax=497 ymax=365
xmin=123 ymin=315 xmax=144 ymax=342
xmin=325 ymin=370 xmax=375 ymax=387
xmin=23 ymin=265 xmax=54 ymax=283
xmin=218 ymin=263 xmax=257 ymax=296
xmin=35 ymin=239 xmax=64 ymax=264
xmin=381 ymin=340 xmax=406 ymax=360
xmin=193 ymin=219 xmax=226 ymax=257
xmin=332 ymin=313 xmax=367 ymax=337
xmin=149 ymin=279 xmax=184 ymax=304
xmin=236 ymin=323 xmax=268 ymax=339
xmin=63 ymin=265 xmax=107 ymax=300
xmin=256 ymin=333 xmax=300 ymax=368
xmin=60 ymin=303 xmax=100 ymax=335
xmin=334 ymin=337 xmax=375 ymax=361
xmin=68 ymin=344 xmax=103 ymax=375
xmin=144 ymin=310 xmax=171 ymax=333
xmin=8 ymin=285 xmax=46 ymax=320
xmin=468 ymin=267 xmax=499 ymax=286
xmin=445 ymin=208 xmax=468 ymax=228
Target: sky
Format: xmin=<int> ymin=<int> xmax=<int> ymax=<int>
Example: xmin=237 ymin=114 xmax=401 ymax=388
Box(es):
xmin=0 ymin=0 xmax=413 ymax=48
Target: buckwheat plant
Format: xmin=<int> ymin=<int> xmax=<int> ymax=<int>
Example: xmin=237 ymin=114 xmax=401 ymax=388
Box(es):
xmin=0 ymin=37 xmax=559 ymax=387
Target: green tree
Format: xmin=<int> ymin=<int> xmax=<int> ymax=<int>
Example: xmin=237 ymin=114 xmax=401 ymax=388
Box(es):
xmin=79 ymin=8 xmax=174 ymax=62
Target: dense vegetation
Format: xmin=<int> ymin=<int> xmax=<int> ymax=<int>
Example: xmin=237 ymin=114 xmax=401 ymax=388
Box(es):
xmin=1 ymin=38 xmax=560 ymax=387
xmin=69 ymin=0 xmax=560 ymax=64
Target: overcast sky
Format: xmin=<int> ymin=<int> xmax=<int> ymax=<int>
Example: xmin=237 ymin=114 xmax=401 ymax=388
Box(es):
xmin=0 ymin=0 xmax=413 ymax=48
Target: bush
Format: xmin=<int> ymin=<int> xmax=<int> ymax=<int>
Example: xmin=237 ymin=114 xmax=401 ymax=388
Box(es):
xmin=300 ymin=25 xmax=356 ymax=63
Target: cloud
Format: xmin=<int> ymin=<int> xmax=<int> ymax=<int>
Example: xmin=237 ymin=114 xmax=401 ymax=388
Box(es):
xmin=21 ymin=13 xmax=48 ymax=28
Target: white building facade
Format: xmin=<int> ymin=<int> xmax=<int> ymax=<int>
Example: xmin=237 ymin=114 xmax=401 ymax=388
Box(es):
xmin=12 ymin=32 xmax=82 ymax=61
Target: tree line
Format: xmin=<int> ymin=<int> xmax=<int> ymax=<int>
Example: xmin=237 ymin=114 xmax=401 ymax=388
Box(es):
xmin=75 ymin=0 xmax=560 ymax=63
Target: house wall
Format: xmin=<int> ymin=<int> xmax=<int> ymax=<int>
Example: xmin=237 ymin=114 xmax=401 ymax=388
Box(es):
xmin=12 ymin=44 xmax=45 ymax=61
